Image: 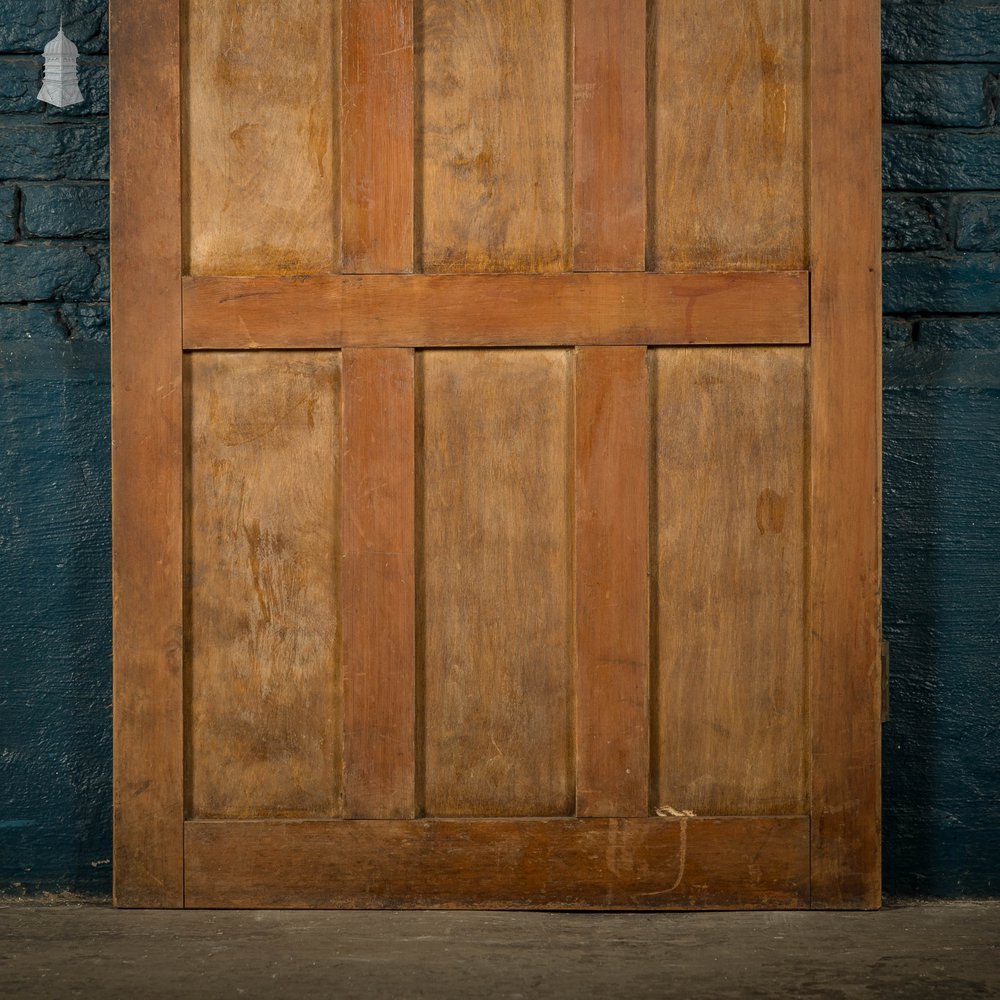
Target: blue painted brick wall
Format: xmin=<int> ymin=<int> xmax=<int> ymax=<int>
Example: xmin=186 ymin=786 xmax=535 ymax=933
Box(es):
xmin=0 ymin=0 xmax=111 ymax=893
xmin=1 ymin=2 xmax=998 ymax=898
xmin=882 ymin=0 xmax=1000 ymax=897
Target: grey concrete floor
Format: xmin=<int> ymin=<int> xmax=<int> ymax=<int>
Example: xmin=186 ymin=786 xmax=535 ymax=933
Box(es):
xmin=0 ymin=901 xmax=997 ymax=999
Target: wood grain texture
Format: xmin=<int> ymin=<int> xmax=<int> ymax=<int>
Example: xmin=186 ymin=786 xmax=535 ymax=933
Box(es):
xmin=653 ymin=348 xmax=808 ymax=817
xmin=575 ymin=348 xmax=650 ymax=816
xmin=809 ymin=0 xmax=883 ymax=908
xmin=341 ymin=0 xmax=413 ymax=272
xmin=649 ymin=0 xmax=807 ymax=271
xmin=111 ymin=0 xmax=184 ymax=908
xmin=342 ymin=349 xmax=416 ymax=818
xmin=573 ymin=0 xmax=646 ymax=270
xmin=187 ymin=352 xmax=342 ymax=818
xmin=184 ymin=816 xmax=811 ymax=909
xmin=182 ymin=272 xmax=810 ymax=349
xmin=421 ymin=351 xmax=574 ymax=816
xmin=185 ymin=0 xmax=338 ymax=275
xmin=421 ymin=0 xmax=570 ymax=272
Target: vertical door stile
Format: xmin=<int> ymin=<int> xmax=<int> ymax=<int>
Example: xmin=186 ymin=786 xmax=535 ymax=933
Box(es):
xmin=111 ymin=0 xmax=185 ymax=907
xmin=808 ymin=0 xmax=883 ymax=908
xmin=341 ymin=0 xmax=415 ymax=273
xmin=574 ymin=348 xmax=651 ymax=817
xmin=572 ymin=0 xmax=646 ymax=272
xmin=341 ymin=0 xmax=418 ymax=818
xmin=342 ymin=349 xmax=417 ymax=818
xmin=572 ymin=0 xmax=651 ymax=818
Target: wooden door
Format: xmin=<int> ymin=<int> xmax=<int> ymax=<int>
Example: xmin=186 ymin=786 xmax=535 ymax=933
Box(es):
xmin=111 ymin=0 xmax=882 ymax=909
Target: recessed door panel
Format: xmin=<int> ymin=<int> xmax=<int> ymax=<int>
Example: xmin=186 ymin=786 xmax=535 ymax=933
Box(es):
xmin=186 ymin=351 xmax=343 ymax=818
xmin=420 ymin=350 xmax=575 ymax=816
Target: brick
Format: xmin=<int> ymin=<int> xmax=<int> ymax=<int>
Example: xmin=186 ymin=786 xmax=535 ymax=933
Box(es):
xmin=88 ymin=243 xmax=109 ymax=299
xmin=884 ymin=128 xmax=1000 ymax=191
xmin=0 ymin=1 xmax=107 ymax=55
xmin=0 ymin=303 xmax=65 ymax=341
xmin=0 ymin=55 xmax=39 ymax=112
xmin=60 ymin=301 xmax=109 ymax=341
xmin=0 ymin=242 xmax=100 ymax=302
xmin=883 ymin=195 xmax=948 ymax=251
xmin=883 ymin=317 xmax=914 ymax=343
xmin=917 ymin=318 xmax=1000 ymax=350
xmin=884 ymin=341 xmax=1000 ymax=390
xmin=21 ymin=183 xmax=108 ymax=238
xmin=0 ymin=122 xmax=107 ymax=179
xmin=955 ymin=196 xmax=1000 ymax=251
xmin=883 ymin=65 xmax=999 ymax=128
xmin=883 ymin=2 xmax=1000 ymax=63
xmin=0 ymin=185 xmax=17 ymax=241
xmin=884 ymin=252 xmax=1000 ymax=314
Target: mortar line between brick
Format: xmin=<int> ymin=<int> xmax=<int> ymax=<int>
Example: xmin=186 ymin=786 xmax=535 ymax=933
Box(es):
xmin=883 ymin=60 xmax=1000 ymax=68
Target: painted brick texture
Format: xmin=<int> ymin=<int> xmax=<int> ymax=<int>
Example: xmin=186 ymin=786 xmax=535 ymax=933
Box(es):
xmin=1 ymin=1 xmax=998 ymax=899
xmin=0 ymin=1 xmax=111 ymax=895
xmin=882 ymin=0 xmax=1000 ymax=898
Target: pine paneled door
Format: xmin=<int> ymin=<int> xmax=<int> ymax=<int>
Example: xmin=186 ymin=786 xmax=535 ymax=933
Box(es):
xmin=111 ymin=0 xmax=881 ymax=909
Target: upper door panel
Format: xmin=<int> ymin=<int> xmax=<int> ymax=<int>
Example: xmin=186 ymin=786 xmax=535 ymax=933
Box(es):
xmin=183 ymin=0 xmax=809 ymax=277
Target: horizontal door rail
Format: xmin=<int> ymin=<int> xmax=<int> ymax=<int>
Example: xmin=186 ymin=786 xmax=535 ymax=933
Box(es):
xmin=182 ymin=272 xmax=810 ymax=350
xmin=182 ymin=816 xmax=810 ymax=910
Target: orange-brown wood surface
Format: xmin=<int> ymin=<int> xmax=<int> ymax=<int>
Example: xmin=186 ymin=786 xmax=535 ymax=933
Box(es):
xmin=653 ymin=348 xmax=808 ymax=817
xmin=342 ymin=0 xmax=413 ymax=272
xmin=575 ymin=348 xmax=650 ymax=817
xmin=186 ymin=353 xmax=342 ymax=818
xmin=184 ymin=0 xmax=338 ymax=275
xmin=182 ymin=272 xmax=810 ymax=349
xmin=113 ymin=0 xmax=883 ymax=911
xmin=809 ymin=0 xmax=883 ymax=908
xmin=649 ymin=0 xmax=807 ymax=271
xmin=111 ymin=0 xmax=184 ymax=908
xmin=573 ymin=0 xmax=646 ymax=270
xmin=342 ymin=349 xmax=416 ymax=818
xmin=184 ymin=817 xmax=811 ymax=909
xmin=420 ymin=0 xmax=570 ymax=272
xmin=421 ymin=351 xmax=574 ymax=817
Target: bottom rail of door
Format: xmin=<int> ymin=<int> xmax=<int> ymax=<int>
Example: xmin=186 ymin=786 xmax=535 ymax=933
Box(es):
xmin=181 ymin=815 xmax=810 ymax=910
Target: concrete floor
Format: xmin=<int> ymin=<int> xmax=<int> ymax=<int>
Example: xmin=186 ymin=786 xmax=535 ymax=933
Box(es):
xmin=1 ymin=901 xmax=997 ymax=998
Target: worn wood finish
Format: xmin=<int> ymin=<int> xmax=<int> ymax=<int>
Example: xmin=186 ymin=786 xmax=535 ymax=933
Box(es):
xmin=111 ymin=0 xmax=184 ymax=908
xmin=575 ymin=348 xmax=650 ymax=816
xmin=182 ymin=272 xmax=810 ymax=349
xmin=342 ymin=349 xmax=416 ymax=818
xmin=339 ymin=3 xmax=418 ymax=816
xmin=573 ymin=0 xmax=645 ymax=270
xmin=809 ymin=0 xmax=882 ymax=908
xmin=184 ymin=816 xmax=811 ymax=909
xmin=649 ymin=0 xmax=807 ymax=271
xmin=653 ymin=348 xmax=808 ymax=816
xmin=184 ymin=0 xmax=338 ymax=275
xmin=421 ymin=351 xmax=574 ymax=816
xmin=421 ymin=0 xmax=570 ymax=273
xmin=187 ymin=352 xmax=342 ymax=818
xmin=115 ymin=0 xmax=883 ymax=911
xmin=341 ymin=0 xmax=413 ymax=273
